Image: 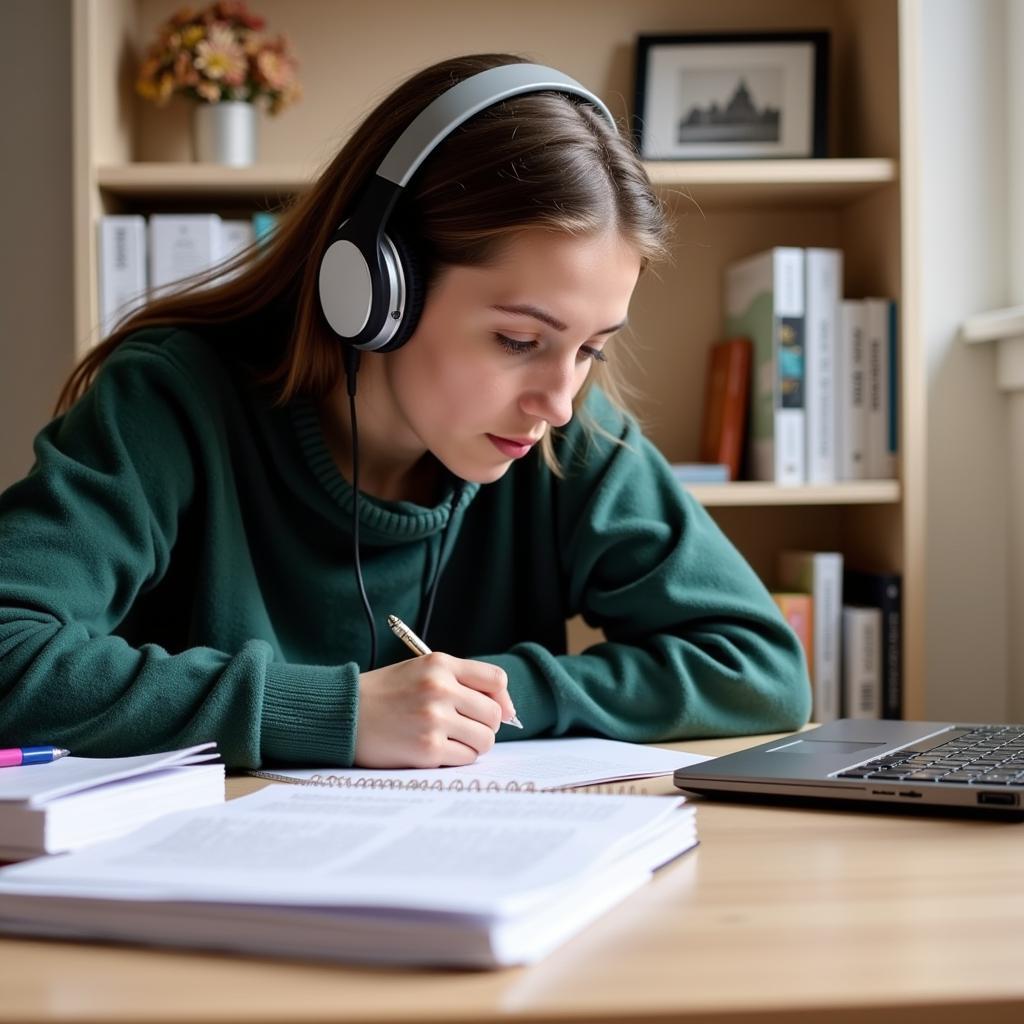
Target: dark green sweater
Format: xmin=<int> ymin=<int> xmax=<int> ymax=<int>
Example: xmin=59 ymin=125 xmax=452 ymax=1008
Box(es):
xmin=0 ymin=329 xmax=810 ymax=768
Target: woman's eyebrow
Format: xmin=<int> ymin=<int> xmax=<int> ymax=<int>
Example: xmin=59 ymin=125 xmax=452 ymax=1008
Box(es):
xmin=490 ymin=303 xmax=627 ymax=336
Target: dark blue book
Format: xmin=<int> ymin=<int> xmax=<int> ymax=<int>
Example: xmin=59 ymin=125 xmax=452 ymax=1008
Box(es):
xmin=843 ymin=569 xmax=902 ymax=719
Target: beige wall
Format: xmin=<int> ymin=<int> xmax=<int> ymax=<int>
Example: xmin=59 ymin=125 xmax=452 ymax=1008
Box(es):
xmin=0 ymin=1 xmax=75 ymax=490
xmin=917 ymin=0 xmax=1012 ymax=720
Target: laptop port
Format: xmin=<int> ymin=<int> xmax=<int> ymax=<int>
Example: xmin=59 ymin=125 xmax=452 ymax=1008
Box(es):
xmin=977 ymin=791 xmax=1019 ymax=807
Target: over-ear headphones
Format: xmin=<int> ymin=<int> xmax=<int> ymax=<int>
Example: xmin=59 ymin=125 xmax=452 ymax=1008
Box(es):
xmin=317 ymin=63 xmax=617 ymax=354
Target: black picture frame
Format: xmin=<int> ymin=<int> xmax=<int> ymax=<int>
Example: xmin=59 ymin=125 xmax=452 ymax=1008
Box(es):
xmin=633 ymin=31 xmax=829 ymax=160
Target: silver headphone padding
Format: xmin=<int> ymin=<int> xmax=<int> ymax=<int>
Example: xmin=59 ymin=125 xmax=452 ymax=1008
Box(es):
xmin=319 ymin=238 xmax=372 ymax=337
xmin=318 ymin=232 xmax=406 ymax=347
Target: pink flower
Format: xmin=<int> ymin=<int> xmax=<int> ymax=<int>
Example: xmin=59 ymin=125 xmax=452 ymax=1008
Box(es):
xmin=194 ymin=22 xmax=247 ymax=86
xmin=256 ymin=49 xmax=293 ymax=91
xmin=196 ymin=80 xmax=221 ymax=103
xmin=215 ymin=0 xmax=265 ymax=30
xmin=173 ymin=49 xmax=200 ymax=87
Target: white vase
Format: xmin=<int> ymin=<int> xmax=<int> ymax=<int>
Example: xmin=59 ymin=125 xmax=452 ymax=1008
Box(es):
xmin=192 ymin=101 xmax=257 ymax=166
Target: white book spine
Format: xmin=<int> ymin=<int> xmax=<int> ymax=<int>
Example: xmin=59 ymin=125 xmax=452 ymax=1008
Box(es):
xmin=773 ymin=247 xmax=806 ymax=485
xmin=777 ymin=550 xmax=843 ymax=723
xmin=148 ymin=214 xmax=225 ymax=294
xmin=221 ymin=219 xmax=255 ymax=258
xmin=97 ymin=215 xmax=148 ymax=336
xmin=804 ymin=248 xmax=841 ymax=483
xmin=838 ymin=300 xmax=868 ymax=480
xmin=842 ymin=606 xmax=883 ymax=719
xmin=219 ymin=219 xmax=256 ymax=281
xmin=863 ymin=298 xmax=893 ymax=479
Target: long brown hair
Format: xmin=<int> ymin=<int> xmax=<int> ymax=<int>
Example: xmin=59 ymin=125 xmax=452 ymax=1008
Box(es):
xmin=58 ymin=53 xmax=671 ymax=470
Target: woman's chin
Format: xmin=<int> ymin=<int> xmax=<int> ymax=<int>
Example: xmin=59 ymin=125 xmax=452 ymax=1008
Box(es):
xmin=436 ymin=454 xmax=514 ymax=486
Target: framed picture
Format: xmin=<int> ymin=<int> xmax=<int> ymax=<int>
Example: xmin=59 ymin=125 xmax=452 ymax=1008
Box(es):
xmin=633 ymin=32 xmax=829 ymax=160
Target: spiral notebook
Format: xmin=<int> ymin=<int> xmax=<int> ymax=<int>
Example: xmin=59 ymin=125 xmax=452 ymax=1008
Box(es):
xmin=252 ymin=737 xmax=710 ymax=792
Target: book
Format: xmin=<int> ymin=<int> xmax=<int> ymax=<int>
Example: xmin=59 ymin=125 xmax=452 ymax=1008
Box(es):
xmin=777 ymin=550 xmax=843 ymax=723
xmin=837 ymin=300 xmax=868 ymax=480
xmin=220 ymin=218 xmax=256 ymax=279
xmin=842 ymin=606 xmax=883 ymax=718
xmin=724 ymin=247 xmax=806 ymax=485
xmin=0 ymin=744 xmax=224 ymax=860
xmin=699 ymin=337 xmax=752 ymax=481
xmin=97 ymin=215 xmax=148 ymax=336
xmin=669 ymin=462 xmax=730 ymax=484
xmin=863 ymin=298 xmax=898 ymax=479
xmin=771 ymin=592 xmax=814 ymax=681
xmin=887 ymin=299 xmax=900 ymax=476
xmin=254 ymin=737 xmax=711 ymax=791
xmin=804 ymin=248 xmax=842 ymax=483
xmin=252 ymin=211 xmax=280 ymax=243
xmin=148 ymin=214 xmax=224 ymax=294
xmin=0 ymin=783 xmax=698 ymax=969
xmin=844 ymin=569 xmax=902 ymax=719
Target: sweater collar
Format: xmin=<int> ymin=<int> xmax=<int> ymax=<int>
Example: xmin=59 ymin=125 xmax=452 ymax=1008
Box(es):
xmin=289 ymin=397 xmax=479 ymax=543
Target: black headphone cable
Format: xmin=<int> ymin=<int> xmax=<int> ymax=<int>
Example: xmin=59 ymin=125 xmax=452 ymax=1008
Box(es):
xmin=343 ymin=347 xmax=378 ymax=671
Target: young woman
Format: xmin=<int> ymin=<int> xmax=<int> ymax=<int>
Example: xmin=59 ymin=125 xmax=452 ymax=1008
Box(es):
xmin=0 ymin=54 xmax=810 ymax=770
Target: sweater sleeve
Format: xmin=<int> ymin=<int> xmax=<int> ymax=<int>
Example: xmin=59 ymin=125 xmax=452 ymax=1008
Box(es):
xmin=484 ymin=392 xmax=812 ymax=742
xmin=0 ymin=340 xmax=357 ymax=769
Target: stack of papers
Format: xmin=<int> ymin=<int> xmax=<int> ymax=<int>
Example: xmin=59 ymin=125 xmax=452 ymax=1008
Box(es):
xmin=0 ymin=783 xmax=697 ymax=968
xmin=0 ymin=744 xmax=224 ymax=859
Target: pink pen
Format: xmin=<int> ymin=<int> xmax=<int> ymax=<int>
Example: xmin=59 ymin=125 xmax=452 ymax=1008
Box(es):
xmin=0 ymin=746 xmax=71 ymax=767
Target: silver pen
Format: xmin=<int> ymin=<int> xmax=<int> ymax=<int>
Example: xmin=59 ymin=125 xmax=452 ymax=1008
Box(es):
xmin=386 ymin=614 xmax=524 ymax=729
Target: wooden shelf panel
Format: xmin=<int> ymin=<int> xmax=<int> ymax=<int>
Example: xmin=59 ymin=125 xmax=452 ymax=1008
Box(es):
xmin=96 ymin=158 xmax=897 ymax=206
xmin=649 ymin=158 xmax=897 ymax=208
xmin=96 ymin=162 xmax=318 ymax=198
xmin=684 ymin=481 xmax=901 ymax=507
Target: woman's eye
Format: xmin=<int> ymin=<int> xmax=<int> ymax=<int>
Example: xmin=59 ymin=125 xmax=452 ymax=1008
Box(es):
xmin=494 ymin=333 xmax=608 ymax=363
xmin=495 ymin=333 xmax=537 ymax=355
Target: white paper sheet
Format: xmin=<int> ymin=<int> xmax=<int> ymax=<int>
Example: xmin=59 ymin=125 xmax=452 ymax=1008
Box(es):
xmin=259 ymin=737 xmax=710 ymax=790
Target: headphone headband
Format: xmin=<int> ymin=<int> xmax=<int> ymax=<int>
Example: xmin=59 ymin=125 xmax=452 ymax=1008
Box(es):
xmin=377 ymin=63 xmax=616 ymax=188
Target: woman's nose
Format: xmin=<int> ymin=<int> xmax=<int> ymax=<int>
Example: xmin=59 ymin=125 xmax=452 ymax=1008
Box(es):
xmin=522 ymin=361 xmax=577 ymax=428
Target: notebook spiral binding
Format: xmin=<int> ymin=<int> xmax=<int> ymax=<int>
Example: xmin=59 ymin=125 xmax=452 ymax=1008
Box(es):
xmin=249 ymin=771 xmax=650 ymax=796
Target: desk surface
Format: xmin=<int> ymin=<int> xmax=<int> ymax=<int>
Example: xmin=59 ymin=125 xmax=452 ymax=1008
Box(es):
xmin=4 ymin=732 xmax=1024 ymax=1024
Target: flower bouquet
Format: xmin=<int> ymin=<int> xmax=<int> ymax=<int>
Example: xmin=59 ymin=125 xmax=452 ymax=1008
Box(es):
xmin=136 ymin=1 xmax=300 ymax=115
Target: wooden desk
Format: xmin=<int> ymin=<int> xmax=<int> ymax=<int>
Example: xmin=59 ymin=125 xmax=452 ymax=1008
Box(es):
xmin=3 ymin=733 xmax=1023 ymax=1024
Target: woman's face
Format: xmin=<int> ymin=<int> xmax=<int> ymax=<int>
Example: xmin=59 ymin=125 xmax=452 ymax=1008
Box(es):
xmin=384 ymin=228 xmax=642 ymax=484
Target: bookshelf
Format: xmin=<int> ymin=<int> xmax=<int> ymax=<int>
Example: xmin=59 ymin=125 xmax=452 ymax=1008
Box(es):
xmin=72 ymin=0 xmax=924 ymax=716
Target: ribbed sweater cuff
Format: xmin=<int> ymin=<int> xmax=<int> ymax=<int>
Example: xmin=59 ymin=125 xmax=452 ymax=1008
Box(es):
xmin=261 ymin=662 xmax=358 ymax=766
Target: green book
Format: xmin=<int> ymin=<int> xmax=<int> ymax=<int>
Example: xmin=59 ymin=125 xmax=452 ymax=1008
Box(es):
xmin=724 ymin=247 xmax=806 ymax=484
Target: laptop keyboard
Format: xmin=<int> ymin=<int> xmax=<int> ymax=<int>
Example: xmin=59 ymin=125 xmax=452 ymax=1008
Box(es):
xmin=834 ymin=725 xmax=1024 ymax=785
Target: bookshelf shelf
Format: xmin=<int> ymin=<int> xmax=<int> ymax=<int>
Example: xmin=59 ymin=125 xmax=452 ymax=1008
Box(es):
xmin=97 ymin=163 xmax=317 ymax=199
xmin=645 ymin=158 xmax=898 ymax=207
xmin=96 ymin=157 xmax=897 ymax=206
xmin=686 ymin=481 xmax=901 ymax=508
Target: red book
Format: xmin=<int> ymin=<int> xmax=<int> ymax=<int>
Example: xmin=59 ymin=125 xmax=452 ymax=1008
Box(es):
xmin=700 ymin=338 xmax=753 ymax=481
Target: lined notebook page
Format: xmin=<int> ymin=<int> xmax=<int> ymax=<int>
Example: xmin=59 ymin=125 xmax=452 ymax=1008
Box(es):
xmin=258 ymin=737 xmax=709 ymax=790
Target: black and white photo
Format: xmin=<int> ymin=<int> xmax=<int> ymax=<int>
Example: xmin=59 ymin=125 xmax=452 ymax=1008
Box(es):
xmin=634 ymin=33 xmax=829 ymax=160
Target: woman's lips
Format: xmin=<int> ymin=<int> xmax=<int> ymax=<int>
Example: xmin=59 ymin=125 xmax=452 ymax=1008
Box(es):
xmin=487 ymin=434 xmax=536 ymax=459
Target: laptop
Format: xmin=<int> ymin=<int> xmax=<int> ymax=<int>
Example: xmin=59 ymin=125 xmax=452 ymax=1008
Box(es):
xmin=673 ymin=719 xmax=1024 ymax=819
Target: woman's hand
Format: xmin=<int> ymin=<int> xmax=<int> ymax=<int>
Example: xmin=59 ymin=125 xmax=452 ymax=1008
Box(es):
xmin=354 ymin=653 xmax=516 ymax=768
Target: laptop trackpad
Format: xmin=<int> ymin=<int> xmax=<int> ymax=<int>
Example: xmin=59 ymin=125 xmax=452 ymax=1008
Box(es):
xmin=766 ymin=739 xmax=883 ymax=755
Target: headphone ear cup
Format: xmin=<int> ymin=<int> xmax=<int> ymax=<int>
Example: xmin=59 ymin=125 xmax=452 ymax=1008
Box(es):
xmin=375 ymin=231 xmax=427 ymax=353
